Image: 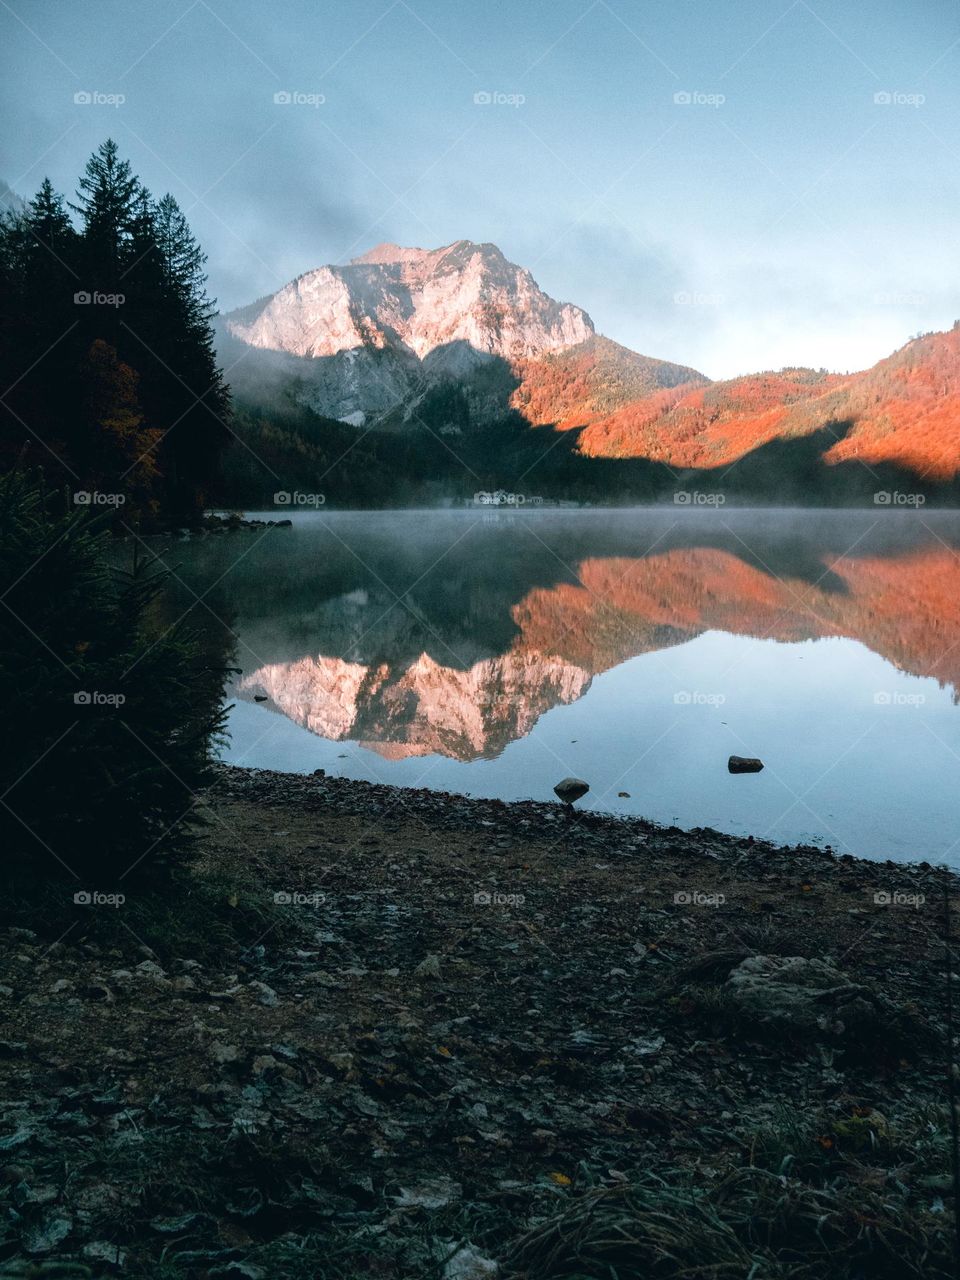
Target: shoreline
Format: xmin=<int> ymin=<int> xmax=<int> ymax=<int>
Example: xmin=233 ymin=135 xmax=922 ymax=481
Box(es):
xmin=210 ymin=502 xmax=960 ymax=516
xmin=212 ymin=760 xmax=955 ymax=889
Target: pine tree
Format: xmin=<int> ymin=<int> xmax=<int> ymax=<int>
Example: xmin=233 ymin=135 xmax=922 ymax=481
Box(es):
xmin=0 ymin=470 xmax=230 ymax=884
xmin=26 ymin=178 xmax=76 ymax=268
xmin=149 ymin=193 xmax=231 ymax=515
xmin=0 ymin=180 xmax=82 ymax=474
xmin=0 ymin=141 xmax=233 ymax=521
xmin=72 ymin=138 xmax=140 ymax=301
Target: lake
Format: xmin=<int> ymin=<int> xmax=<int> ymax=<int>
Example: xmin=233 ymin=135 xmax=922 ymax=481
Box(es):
xmin=154 ymin=507 xmax=960 ymax=865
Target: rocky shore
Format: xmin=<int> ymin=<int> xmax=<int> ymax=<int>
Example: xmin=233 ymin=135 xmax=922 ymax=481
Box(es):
xmin=0 ymin=764 xmax=957 ymax=1277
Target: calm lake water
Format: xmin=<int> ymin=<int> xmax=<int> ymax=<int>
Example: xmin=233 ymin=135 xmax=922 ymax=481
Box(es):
xmin=156 ymin=507 xmax=960 ymax=865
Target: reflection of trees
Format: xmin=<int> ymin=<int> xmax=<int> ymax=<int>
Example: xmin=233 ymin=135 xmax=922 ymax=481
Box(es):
xmin=223 ymin=536 xmax=960 ymax=760
xmin=515 ymin=547 xmax=960 ymax=697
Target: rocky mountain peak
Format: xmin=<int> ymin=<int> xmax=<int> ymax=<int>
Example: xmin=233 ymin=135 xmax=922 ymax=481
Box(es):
xmin=223 ymin=239 xmax=594 ymax=366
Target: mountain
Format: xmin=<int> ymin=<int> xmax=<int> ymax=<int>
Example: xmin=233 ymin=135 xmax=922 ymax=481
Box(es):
xmin=576 ymin=367 xmax=849 ymax=467
xmin=820 ymin=327 xmax=960 ymax=480
xmin=511 ymin=334 xmax=707 ymax=430
xmin=227 ymin=240 xmax=593 ymax=363
xmin=576 ymin=328 xmax=960 ymax=479
xmin=219 ymin=240 xmax=705 ymax=430
xmin=218 ymin=238 xmax=960 ymax=500
xmin=0 ymin=179 xmax=26 ymax=220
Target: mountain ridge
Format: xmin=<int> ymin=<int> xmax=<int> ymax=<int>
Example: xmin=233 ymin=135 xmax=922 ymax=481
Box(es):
xmin=218 ymin=239 xmax=960 ymax=488
xmin=219 ymin=239 xmax=706 ymax=431
xmin=223 ymin=238 xmax=594 ymax=364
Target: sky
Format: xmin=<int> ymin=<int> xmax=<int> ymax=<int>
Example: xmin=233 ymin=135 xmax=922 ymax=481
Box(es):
xmin=1 ymin=0 xmax=959 ymax=379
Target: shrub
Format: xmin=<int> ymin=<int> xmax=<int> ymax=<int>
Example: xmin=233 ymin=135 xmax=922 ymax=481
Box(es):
xmin=0 ymin=471 xmax=230 ymax=887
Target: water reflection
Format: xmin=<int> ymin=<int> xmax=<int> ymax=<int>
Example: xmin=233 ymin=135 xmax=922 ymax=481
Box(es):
xmin=154 ymin=508 xmax=960 ymax=859
xmin=164 ymin=511 xmax=960 ymax=760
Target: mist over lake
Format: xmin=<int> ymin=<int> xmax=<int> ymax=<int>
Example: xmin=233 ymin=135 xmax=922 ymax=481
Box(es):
xmin=153 ymin=506 xmax=960 ymax=864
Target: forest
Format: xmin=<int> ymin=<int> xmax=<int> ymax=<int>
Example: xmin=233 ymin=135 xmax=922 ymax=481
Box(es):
xmin=0 ymin=139 xmax=229 ymax=524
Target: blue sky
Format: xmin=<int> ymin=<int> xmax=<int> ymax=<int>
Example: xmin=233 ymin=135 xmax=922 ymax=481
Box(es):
xmin=2 ymin=0 xmax=959 ymax=378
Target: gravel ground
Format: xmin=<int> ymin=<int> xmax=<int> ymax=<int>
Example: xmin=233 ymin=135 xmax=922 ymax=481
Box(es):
xmin=0 ymin=763 xmax=957 ymax=1277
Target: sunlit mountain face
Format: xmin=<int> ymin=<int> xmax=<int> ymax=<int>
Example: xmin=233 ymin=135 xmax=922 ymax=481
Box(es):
xmin=571 ymin=328 xmax=960 ymax=479
xmin=220 ymin=240 xmax=960 ymax=496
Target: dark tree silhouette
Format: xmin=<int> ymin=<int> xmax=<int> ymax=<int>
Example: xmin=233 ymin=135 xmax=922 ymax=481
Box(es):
xmin=0 ymin=140 xmax=230 ymax=521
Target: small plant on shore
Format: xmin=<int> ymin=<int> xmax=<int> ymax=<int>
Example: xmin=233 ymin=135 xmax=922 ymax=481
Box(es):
xmin=0 ymin=471 xmax=230 ymax=893
xmin=502 ymin=1162 xmax=954 ymax=1279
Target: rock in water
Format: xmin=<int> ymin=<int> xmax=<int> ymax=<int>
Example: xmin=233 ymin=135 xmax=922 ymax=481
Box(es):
xmin=728 ymin=756 xmax=763 ymax=774
xmin=554 ymin=777 xmax=590 ymax=805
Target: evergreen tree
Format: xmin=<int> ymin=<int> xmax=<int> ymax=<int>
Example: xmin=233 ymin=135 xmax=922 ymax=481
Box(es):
xmin=148 ymin=192 xmax=231 ymax=515
xmin=0 ymin=140 xmax=233 ymax=521
xmin=0 ymin=470 xmax=230 ymax=883
xmin=80 ymin=338 xmax=161 ymax=513
xmin=72 ymin=138 xmax=140 ymax=304
xmin=0 ymin=180 xmax=82 ymax=473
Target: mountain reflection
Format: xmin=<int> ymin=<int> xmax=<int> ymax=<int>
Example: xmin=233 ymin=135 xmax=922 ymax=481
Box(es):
xmin=214 ymin=517 xmax=960 ymax=761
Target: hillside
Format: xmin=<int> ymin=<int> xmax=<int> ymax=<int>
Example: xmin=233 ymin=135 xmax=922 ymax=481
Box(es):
xmin=511 ymin=334 xmax=708 ymax=431
xmin=823 ymin=327 xmax=960 ymax=479
xmin=576 ymin=328 xmax=960 ymax=480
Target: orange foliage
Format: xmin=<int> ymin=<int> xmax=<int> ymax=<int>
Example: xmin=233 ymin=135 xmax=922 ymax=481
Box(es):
xmin=576 ymin=369 xmax=847 ymax=467
xmin=81 ymin=339 xmax=163 ymax=510
xmin=510 ymin=334 xmax=706 ymax=431
xmin=512 ymin=326 xmax=960 ymax=480
xmin=511 ymin=546 xmax=960 ymax=696
xmin=823 ymin=329 xmax=960 ymax=479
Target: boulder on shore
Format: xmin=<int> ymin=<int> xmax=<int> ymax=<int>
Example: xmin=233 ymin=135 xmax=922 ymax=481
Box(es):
xmin=553 ymin=777 xmax=590 ymax=805
xmin=722 ymin=953 xmax=918 ymax=1054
